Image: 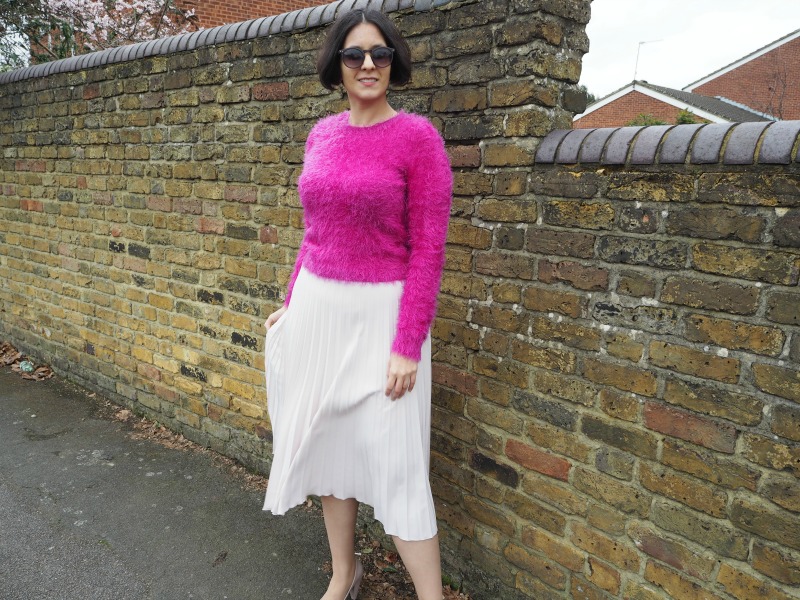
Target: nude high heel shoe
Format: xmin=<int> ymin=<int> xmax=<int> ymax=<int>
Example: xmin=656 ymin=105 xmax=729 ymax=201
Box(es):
xmin=346 ymin=559 xmax=364 ymax=600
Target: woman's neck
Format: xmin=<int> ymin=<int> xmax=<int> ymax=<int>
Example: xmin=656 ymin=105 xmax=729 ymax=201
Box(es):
xmin=347 ymin=99 xmax=397 ymax=127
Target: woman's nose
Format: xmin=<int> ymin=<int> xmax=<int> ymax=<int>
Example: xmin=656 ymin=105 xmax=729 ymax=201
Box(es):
xmin=362 ymin=52 xmax=376 ymax=69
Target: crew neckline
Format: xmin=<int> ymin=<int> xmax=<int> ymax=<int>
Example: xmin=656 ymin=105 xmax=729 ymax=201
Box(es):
xmin=344 ymin=110 xmax=403 ymax=129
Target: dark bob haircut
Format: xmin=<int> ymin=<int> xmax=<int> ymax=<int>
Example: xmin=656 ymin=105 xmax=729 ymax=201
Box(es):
xmin=316 ymin=9 xmax=412 ymax=91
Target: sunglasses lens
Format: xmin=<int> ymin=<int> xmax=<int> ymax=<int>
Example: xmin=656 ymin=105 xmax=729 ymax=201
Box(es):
xmin=372 ymin=47 xmax=394 ymax=67
xmin=341 ymin=48 xmax=364 ymax=68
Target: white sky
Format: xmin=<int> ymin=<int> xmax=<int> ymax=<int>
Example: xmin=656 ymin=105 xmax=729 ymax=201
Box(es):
xmin=580 ymin=0 xmax=800 ymax=99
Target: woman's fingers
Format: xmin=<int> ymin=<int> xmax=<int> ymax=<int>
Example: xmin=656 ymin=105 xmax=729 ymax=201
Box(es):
xmin=385 ymin=353 xmax=419 ymax=400
xmin=264 ymin=306 xmax=287 ymax=331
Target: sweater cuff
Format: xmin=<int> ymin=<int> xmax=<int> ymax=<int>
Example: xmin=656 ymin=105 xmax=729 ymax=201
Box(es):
xmin=391 ymin=332 xmax=426 ymax=362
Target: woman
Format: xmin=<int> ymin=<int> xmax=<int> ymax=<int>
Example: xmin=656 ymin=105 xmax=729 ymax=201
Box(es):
xmin=262 ymin=8 xmax=452 ymax=600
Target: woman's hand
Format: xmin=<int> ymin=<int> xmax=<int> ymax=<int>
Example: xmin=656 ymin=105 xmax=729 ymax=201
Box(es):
xmin=264 ymin=306 xmax=287 ymax=332
xmin=385 ymin=353 xmax=418 ymax=400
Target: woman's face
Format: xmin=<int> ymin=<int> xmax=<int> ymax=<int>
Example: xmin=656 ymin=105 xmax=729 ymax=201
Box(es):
xmin=340 ymin=22 xmax=391 ymax=107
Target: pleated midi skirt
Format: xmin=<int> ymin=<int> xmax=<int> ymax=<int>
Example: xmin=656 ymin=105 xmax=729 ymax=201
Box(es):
xmin=262 ymin=267 xmax=437 ymax=542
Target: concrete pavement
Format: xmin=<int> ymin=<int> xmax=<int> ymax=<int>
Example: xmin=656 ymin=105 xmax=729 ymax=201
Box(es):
xmin=0 ymin=367 xmax=331 ymax=599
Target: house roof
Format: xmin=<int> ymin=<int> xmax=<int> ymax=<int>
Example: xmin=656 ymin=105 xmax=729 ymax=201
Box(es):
xmin=684 ymin=28 xmax=800 ymax=92
xmin=575 ymin=80 xmax=770 ymax=123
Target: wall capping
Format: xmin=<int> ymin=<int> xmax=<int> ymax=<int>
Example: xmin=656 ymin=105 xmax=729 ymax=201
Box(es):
xmin=0 ymin=0 xmax=453 ymax=85
xmin=537 ymin=121 xmax=800 ymax=166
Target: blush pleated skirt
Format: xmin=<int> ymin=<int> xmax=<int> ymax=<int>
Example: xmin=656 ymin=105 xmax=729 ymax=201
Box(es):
xmin=262 ymin=267 xmax=437 ymax=542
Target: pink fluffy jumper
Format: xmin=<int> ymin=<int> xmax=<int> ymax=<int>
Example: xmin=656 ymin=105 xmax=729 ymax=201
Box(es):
xmin=284 ymin=110 xmax=453 ymax=361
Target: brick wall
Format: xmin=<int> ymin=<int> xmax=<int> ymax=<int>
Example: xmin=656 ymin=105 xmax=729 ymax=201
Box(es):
xmin=693 ymin=35 xmax=800 ymax=120
xmin=574 ymin=90 xmax=709 ymax=128
xmin=2 ymin=1 xmax=799 ymax=599
xmin=178 ymin=0 xmax=322 ymax=28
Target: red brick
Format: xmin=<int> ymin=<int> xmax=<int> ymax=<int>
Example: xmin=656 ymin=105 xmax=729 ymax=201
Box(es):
xmin=252 ymin=81 xmax=290 ymax=101
xmin=447 ymin=145 xmax=481 ymax=167
xmin=197 ymin=217 xmax=225 ymax=235
xmin=539 ymin=259 xmax=609 ymax=291
xmin=432 ymin=363 xmax=478 ymax=397
xmin=505 ymin=439 xmax=571 ymax=481
xmin=224 ymin=186 xmax=257 ymax=204
xmin=644 ymin=402 xmax=737 ymax=454
xmin=146 ymin=195 xmax=172 ymax=212
xmin=260 ymin=226 xmax=278 ymax=244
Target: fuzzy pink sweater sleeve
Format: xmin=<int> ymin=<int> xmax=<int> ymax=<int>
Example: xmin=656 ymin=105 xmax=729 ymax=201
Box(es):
xmin=391 ymin=121 xmax=452 ymax=360
xmin=283 ymin=112 xmax=452 ymax=361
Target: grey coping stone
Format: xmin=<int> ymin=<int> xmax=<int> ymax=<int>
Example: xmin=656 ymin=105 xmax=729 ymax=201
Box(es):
xmin=77 ymin=54 xmax=92 ymax=70
xmin=145 ymin=38 xmax=162 ymax=56
xmin=281 ymin=10 xmax=301 ymax=32
xmin=247 ymin=17 xmax=268 ymax=37
xmin=630 ymin=125 xmax=673 ymax=165
xmin=255 ymin=17 xmax=276 ymax=37
xmin=180 ymin=32 xmax=194 ymax=50
xmin=723 ymin=121 xmax=771 ymax=165
xmin=534 ymin=129 xmax=571 ymax=163
xmin=758 ymin=120 xmax=800 ymax=164
xmin=307 ymin=6 xmax=328 ymax=27
xmin=152 ymin=36 xmax=169 ymax=54
xmin=556 ymin=128 xmax=594 ymax=163
xmin=111 ymin=45 xmax=127 ymax=62
xmin=169 ymin=34 xmax=186 ymax=53
xmin=134 ymin=41 xmax=150 ymax=58
xmin=114 ymin=44 xmax=129 ymax=60
xmin=224 ymin=22 xmax=245 ymax=43
xmin=183 ymin=30 xmax=205 ymax=51
xmin=659 ymin=123 xmax=704 ymax=164
xmin=603 ymin=126 xmax=643 ymax=164
xmin=196 ymin=28 xmax=215 ymax=47
xmin=269 ymin=13 xmax=288 ymax=35
xmin=340 ymin=0 xmax=360 ymax=12
xmin=579 ymin=127 xmax=618 ymax=163
xmin=295 ymin=7 xmax=317 ymax=29
xmin=691 ymin=122 xmax=735 ymax=164
xmin=213 ymin=24 xmax=236 ymax=44
xmin=205 ymin=26 xmax=224 ymax=45
xmin=322 ymin=2 xmax=343 ymax=24
xmin=234 ymin=20 xmax=257 ymax=41
xmin=0 ymin=0 xmax=438 ymax=84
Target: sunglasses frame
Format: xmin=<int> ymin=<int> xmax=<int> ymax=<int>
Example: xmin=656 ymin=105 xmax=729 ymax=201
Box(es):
xmin=338 ymin=46 xmax=395 ymax=69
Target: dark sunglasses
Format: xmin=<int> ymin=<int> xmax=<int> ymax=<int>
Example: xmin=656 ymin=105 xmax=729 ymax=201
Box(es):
xmin=338 ymin=46 xmax=395 ymax=69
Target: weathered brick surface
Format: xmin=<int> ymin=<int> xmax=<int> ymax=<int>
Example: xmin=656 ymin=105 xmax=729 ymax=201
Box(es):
xmin=3 ymin=2 xmax=800 ymax=600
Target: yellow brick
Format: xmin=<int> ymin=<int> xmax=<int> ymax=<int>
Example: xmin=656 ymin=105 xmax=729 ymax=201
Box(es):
xmin=223 ymin=378 xmax=256 ymax=400
xmin=232 ymin=397 xmax=264 ymax=418
xmin=175 ymin=376 xmax=203 ymax=395
xmin=153 ymin=355 xmax=180 ymax=373
xmin=132 ymin=345 xmax=153 ymax=363
xmin=148 ymin=293 xmax=174 ymax=311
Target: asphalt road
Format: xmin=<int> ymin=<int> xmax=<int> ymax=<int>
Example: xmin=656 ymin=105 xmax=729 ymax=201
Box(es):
xmin=0 ymin=366 xmax=330 ymax=600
